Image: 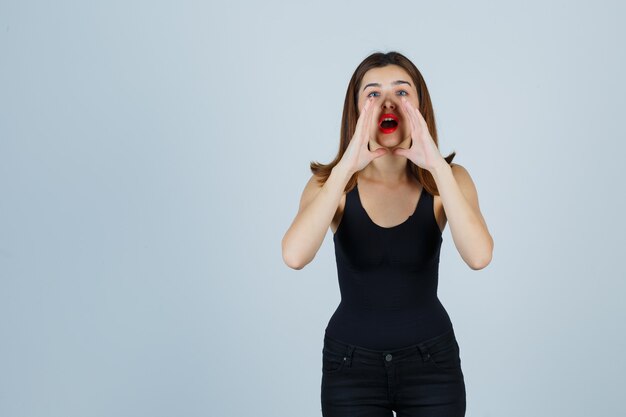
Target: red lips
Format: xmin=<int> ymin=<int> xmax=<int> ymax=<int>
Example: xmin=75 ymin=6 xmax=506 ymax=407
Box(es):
xmin=378 ymin=113 xmax=399 ymax=134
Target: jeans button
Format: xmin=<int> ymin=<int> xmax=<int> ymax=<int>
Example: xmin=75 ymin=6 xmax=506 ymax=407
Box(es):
xmin=385 ymin=354 xmax=392 ymax=362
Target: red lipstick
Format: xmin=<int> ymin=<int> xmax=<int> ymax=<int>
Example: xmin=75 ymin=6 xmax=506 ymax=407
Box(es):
xmin=378 ymin=113 xmax=399 ymax=134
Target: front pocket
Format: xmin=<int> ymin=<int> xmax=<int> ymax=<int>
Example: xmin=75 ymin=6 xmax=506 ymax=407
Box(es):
xmin=322 ymin=348 xmax=347 ymax=374
xmin=427 ymin=339 xmax=461 ymax=371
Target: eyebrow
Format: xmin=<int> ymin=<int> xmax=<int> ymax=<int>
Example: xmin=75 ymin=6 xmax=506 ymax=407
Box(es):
xmin=362 ymin=80 xmax=412 ymax=91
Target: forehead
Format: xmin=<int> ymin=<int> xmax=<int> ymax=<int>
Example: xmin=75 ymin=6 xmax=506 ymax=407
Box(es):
xmin=360 ymin=65 xmax=413 ymax=87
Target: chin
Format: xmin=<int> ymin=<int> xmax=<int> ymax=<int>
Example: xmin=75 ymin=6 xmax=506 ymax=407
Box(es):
xmin=375 ymin=133 xmax=404 ymax=147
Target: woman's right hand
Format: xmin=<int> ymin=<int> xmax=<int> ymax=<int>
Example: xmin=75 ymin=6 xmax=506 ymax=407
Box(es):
xmin=337 ymin=97 xmax=388 ymax=175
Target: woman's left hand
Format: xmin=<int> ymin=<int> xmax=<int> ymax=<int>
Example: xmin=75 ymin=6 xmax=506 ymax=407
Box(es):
xmin=392 ymin=97 xmax=446 ymax=172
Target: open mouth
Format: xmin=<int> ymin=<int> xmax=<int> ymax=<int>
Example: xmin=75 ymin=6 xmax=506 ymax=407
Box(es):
xmin=378 ymin=113 xmax=399 ymax=134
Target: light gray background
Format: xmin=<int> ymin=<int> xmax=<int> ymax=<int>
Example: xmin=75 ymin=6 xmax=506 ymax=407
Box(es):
xmin=1 ymin=0 xmax=625 ymax=416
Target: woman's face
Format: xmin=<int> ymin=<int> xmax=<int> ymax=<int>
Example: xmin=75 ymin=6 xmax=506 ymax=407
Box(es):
xmin=356 ymin=64 xmax=420 ymax=150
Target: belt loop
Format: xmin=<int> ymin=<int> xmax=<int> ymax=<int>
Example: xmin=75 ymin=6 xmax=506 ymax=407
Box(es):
xmin=344 ymin=345 xmax=355 ymax=367
xmin=416 ymin=345 xmax=430 ymax=362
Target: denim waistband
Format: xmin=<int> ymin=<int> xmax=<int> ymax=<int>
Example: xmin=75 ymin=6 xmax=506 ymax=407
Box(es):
xmin=323 ymin=327 xmax=457 ymax=365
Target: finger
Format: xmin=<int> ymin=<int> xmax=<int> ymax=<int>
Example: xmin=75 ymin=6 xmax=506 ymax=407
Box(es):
xmin=398 ymin=96 xmax=411 ymax=127
xmin=355 ymin=98 xmax=368 ymax=126
xmin=401 ymin=97 xmax=416 ymax=127
xmin=360 ymin=96 xmax=370 ymax=114
xmin=352 ymin=98 xmax=371 ymax=140
xmin=408 ymin=102 xmax=424 ymax=135
xmin=392 ymin=147 xmax=409 ymax=158
xmin=401 ymin=97 xmax=418 ymax=134
xmin=362 ymin=97 xmax=377 ymax=145
xmin=414 ymin=105 xmax=428 ymax=128
xmin=371 ymin=147 xmax=388 ymax=160
xmin=407 ymin=98 xmax=427 ymax=130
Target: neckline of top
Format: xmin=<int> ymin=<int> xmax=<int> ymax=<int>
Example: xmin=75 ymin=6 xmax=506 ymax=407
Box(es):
xmin=354 ymin=182 xmax=425 ymax=230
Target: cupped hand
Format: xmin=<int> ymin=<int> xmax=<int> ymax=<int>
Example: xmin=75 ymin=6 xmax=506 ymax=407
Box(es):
xmin=337 ymin=97 xmax=388 ymax=175
xmin=392 ymin=97 xmax=446 ymax=172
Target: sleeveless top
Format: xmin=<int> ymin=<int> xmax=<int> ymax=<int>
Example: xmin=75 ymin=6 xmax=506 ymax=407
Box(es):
xmin=324 ymin=182 xmax=454 ymax=350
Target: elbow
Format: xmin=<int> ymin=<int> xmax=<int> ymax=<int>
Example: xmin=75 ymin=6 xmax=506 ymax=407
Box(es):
xmin=469 ymin=256 xmax=491 ymax=270
xmin=283 ymin=253 xmax=306 ymax=270
xmin=281 ymin=238 xmax=307 ymax=270
xmin=469 ymin=239 xmax=494 ymax=270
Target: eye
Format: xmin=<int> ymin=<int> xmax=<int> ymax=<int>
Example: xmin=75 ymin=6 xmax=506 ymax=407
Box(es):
xmin=397 ymin=90 xmax=409 ymax=96
xmin=367 ymin=91 xmax=380 ymax=98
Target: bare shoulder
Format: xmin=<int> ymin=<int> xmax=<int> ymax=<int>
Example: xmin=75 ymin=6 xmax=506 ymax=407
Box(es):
xmin=449 ymin=162 xmax=480 ymax=202
xmin=434 ymin=162 xmax=481 ymax=232
xmin=450 ymin=162 xmax=470 ymax=177
xmin=449 ymin=162 xmax=490 ymax=230
xmin=297 ymin=173 xmax=347 ymax=234
xmin=450 ymin=162 xmax=466 ymax=173
xmin=298 ymin=174 xmax=324 ymax=213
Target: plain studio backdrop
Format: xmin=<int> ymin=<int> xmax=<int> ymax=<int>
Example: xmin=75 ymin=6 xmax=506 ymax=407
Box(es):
xmin=1 ymin=0 xmax=625 ymax=416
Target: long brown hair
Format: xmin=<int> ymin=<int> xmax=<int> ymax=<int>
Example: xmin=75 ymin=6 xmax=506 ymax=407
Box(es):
xmin=310 ymin=51 xmax=455 ymax=196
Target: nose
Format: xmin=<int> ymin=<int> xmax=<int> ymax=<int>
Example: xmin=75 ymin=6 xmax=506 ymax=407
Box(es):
xmin=381 ymin=93 xmax=396 ymax=110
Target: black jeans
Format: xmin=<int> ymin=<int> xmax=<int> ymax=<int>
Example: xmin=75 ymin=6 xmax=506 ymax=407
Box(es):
xmin=321 ymin=328 xmax=466 ymax=417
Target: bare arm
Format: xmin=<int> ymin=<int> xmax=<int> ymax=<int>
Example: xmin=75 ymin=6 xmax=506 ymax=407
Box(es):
xmin=432 ymin=161 xmax=494 ymax=270
xmin=281 ymin=96 xmax=386 ymax=270
xmin=394 ymin=96 xmax=493 ymax=270
xmin=281 ymin=165 xmax=352 ymax=270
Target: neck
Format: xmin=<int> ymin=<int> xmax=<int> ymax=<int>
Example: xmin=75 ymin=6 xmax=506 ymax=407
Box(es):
xmin=360 ymin=153 xmax=410 ymax=185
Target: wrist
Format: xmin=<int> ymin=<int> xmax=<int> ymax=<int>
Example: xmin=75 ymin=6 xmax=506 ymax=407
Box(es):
xmin=333 ymin=162 xmax=355 ymax=180
xmin=430 ymin=159 xmax=451 ymax=179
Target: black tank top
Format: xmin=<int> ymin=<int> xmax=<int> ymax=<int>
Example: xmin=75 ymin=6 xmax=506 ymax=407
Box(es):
xmin=324 ymin=181 xmax=453 ymax=350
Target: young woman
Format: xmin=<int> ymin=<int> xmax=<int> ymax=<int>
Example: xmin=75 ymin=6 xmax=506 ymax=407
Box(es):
xmin=281 ymin=51 xmax=493 ymax=417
